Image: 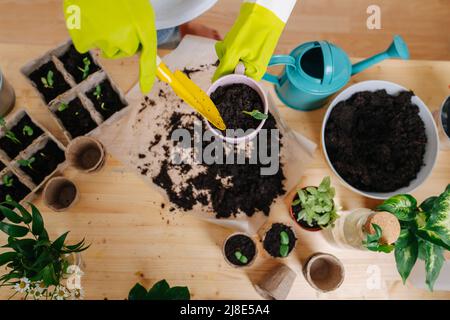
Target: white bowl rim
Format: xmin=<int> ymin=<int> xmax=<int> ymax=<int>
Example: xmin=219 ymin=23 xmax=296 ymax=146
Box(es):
xmin=321 ymin=80 xmax=439 ymax=200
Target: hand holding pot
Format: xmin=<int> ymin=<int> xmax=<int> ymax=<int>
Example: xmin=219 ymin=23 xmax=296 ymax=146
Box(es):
xmin=63 ymin=0 xmax=157 ymax=93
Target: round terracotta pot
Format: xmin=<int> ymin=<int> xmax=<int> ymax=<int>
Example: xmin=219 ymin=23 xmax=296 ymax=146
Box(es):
xmin=43 ymin=177 xmax=79 ymax=212
xmin=289 ymin=187 xmax=328 ymax=232
xmin=222 ymin=232 xmax=258 ymax=269
xmin=66 ymin=136 xmax=106 ymax=173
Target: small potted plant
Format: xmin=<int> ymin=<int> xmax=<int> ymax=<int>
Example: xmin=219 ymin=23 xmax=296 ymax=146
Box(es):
xmin=128 ymin=279 xmax=190 ymax=300
xmin=86 ymin=80 xmax=127 ymax=120
xmin=59 ymin=45 xmax=99 ymax=84
xmin=222 ymin=233 xmax=257 ymax=268
xmin=0 ymin=201 xmax=89 ymax=300
xmin=290 ymin=177 xmax=339 ymax=231
xmin=262 ymin=223 xmax=297 ymax=258
xmin=27 ymin=61 xmax=71 ymax=103
xmin=376 ymin=185 xmax=450 ymax=291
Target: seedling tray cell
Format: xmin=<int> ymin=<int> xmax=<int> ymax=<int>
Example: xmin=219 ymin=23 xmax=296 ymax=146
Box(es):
xmin=59 ymin=44 xmax=100 ymax=84
xmin=0 ymin=170 xmax=32 ymax=205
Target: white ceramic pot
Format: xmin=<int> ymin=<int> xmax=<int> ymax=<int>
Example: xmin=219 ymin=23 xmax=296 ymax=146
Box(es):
xmin=433 ymin=95 xmax=450 ymax=150
xmin=321 ymin=80 xmax=439 ymax=200
xmin=206 ymin=64 xmax=269 ymax=145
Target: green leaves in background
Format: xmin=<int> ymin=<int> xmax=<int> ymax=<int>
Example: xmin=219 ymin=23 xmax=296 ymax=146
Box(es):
xmin=394 ymin=228 xmax=418 ymax=284
xmin=377 ymin=194 xmax=417 ymax=221
xmin=423 ymin=185 xmax=450 ymax=248
xmin=128 ymin=280 xmax=190 ymax=300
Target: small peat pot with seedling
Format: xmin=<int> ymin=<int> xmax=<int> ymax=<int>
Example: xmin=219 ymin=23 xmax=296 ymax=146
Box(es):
xmin=223 ymin=233 xmax=257 ymax=268
xmin=0 ymin=114 xmax=43 ymax=159
xmin=0 ymin=172 xmax=31 ymax=215
xmin=28 ymin=61 xmax=71 ymax=103
xmin=377 ymin=185 xmax=450 ymax=291
xmin=0 ymin=201 xmax=89 ymax=300
xmin=17 ymin=140 xmax=65 ymax=185
xmin=128 ymin=279 xmax=190 ymax=300
xmin=59 ymin=45 xmax=99 ymax=83
xmin=54 ymin=99 xmax=97 ymax=139
xmin=262 ymin=223 xmax=297 ymax=259
xmin=290 ymin=177 xmax=339 ymax=231
xmin=86 ymin=81 xmax=127 ymax=120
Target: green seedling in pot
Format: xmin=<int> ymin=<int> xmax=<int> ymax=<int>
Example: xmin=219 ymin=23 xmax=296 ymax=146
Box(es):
xmin=292 ymin=176 xmax=339 ymax=229
xmin=5 ymin=194 xmax=13 ymax=202
xmin=78 ymin=57 xmax=91 ymax=80
xmin=22 ymin=125 xmax=34 ymax=137
xmin=242 ymin=109 xmax=268 ymax=120
xmin=377 ymin=185 xmax=450 ymax=291
xmin=362 ymin=223 xmax=394 ymax=253
xmin=2 ymin=174 xmax=13 ymax=187
xmin=18 ymin=157 xmax=36 ymax=170
xmin=0 ymin=117 xmax=21 ymax=145
xmin=93 ymin=85 xmax=102 ymax=100
xmin=41 ymin=70 xmax=54 ymax=89
xmin=58 ymin=103 xmax=69 ymax=112
xmin=234 ymin=250 xmax=249 ymax=264
xmin=280 ymin=231 xmax=290 ymax=257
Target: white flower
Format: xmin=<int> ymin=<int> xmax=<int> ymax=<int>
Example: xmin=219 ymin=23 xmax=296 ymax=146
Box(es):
xmin=14 ymin=277 xmax=30 ymax=293
xmin=52 ymin=285 xmax=70 ymax=300
xmin=70 ymin=288 xmax=85 ymax=300
xmin=34 ymin=281 xmax=47 ymax=293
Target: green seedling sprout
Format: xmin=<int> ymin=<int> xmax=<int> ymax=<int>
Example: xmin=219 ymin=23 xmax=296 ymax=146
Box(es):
xmin=18 ymin=157 xmax=35 ymax=170
xmin=234 ymin=250 xmax=249 ymax=265
xmin=280 ymin=230 xmax=290 ymax=257
xmin=22 ymin=125 xmax=34 ymax=137
xmin=2 ymin=174 xmax=13 ymax=187
xmin=100 ymin=102 xmax=109 ymax=111
xmin=78 ymin=57 xmax=91 ymax=80
xmin=5 ymin=194 xmax=13 ymax=202
xmin=58 ymin=103 xmax=69 ymax=112
xmin=93 ymin=85 xmax=102 ymax=100
xmin=362 ymin=223 xmax=394 ymax=253
xmin=41 ymin=70 xmax=54 ymax=89
xmin=242 ymin=109 xmax=268 ymax=121
xmin=0 ymin=117 xmax=21 ymax=145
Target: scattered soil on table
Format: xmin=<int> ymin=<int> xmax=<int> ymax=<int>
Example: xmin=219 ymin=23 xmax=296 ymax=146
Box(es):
xmin=59 ymin=45 xmax=100 ymax=83
xmin=263 ymin=223 xmax=296 ymax=258
xmin=55 ymin=98 xmax=97 ymax=138
xmin=224 ymin=234 xmax=256 ymax=266
xmin=210 ymin=84 xmax=264 ymax=133
xmin=151 ymin=111 xmax=285 ymax=218
xmin=182 ymin=67 xmax=202 ymax=79
xmin=86 ymin=80 xmax=126 ymax=120
xmin=0 ymin=173 xmax=31 ymax=216
xmin=19 ymin=140 xmax=65 ymax=185
xmin=325 ymin=90 xmax=427 ymax=192
xmin=29 ymin=61 xmax=71 ymax=103
xmin=0 ymin=114 xmax=44 ymax=159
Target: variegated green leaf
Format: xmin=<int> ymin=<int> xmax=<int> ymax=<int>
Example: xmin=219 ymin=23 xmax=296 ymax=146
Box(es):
xmin=420 ymin=196 xmax=437 ymax=216
xmin=377 ymin=194 xmax=417 ymax=221
xmin=422 ymin=241 xmax=445 ymax=291
xmin=424 ymin=186 xmax=450 ymax=247
xmin=394 ymin=228 xmax=418 ymax=283
xmin=416 ymin=229 xmax=450 ymax=251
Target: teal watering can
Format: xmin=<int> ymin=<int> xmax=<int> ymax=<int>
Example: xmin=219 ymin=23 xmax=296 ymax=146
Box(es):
xmin=263 ymin=35 xmax=410 ymax=111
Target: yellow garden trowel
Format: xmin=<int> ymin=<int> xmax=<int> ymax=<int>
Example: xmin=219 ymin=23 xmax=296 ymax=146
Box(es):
xmin=156 ymin=56 xmax=226 ymax=131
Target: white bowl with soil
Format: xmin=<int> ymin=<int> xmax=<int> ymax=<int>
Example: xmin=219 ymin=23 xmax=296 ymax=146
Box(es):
xmin=322 ymin=80 xmax=439 ymax=200
xmin=222 ymin=233 xmax=257 ymax=268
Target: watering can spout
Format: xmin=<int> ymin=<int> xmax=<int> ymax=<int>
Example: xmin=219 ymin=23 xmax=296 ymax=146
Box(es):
xmin=351 ymin=35 xmax=410 ymax=76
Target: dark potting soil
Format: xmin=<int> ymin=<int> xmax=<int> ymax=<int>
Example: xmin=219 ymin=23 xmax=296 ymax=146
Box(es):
xmin=325 ymin=90 xmax=427 ymax=192
xmin=0 ymin=114 xmax=44 ymax=159
xmin=59 ymin=45 xmax=100 ymax=83
xmin=86 ymin=80 xmax=126 ymax=120
xmin=210 ymin=84 xmax=264 ymax=133
xmin=54 ymin=183 xmax=77 ymax=209
xmin=291 ymin=193 xmax=321 ymax=230
xmin=0 ymin=174 xmax=31 ymax=216
xmin=263 ymin=223 xmax=296 ymax=258
xmin=151 ymin=111 xmax=285 ymax=218
xmin=28 ymin=61 xmax=71 ymax=103
xmin=224 ymin=234 xmax=256 ymax=266
xmin=19 ymin=140 xmax=65 ymax=185
xmin=55 ymin=98 xmax=97 ymax=138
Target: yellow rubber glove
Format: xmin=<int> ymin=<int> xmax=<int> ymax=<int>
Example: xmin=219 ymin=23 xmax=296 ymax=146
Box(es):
xmin=63 ymin=0 xmax=157 ymax=93
xmin=213 ymin=2 xmax=286 ymax=81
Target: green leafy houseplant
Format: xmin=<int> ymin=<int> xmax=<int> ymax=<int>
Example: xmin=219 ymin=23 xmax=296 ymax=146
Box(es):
xmin=291 ymin=177 xmax=339 ymax=229
xmin=377 ymin=185 xmax=450 ymax=291
xmin=0 ymin=201 xmax=89 ymax=300
xmin=128 ymin=279 xmax=190 ymax=300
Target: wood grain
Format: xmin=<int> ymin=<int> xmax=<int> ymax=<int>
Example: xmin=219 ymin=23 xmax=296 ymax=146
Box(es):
xmin=0 ymin=41 xmax=449 ymax=300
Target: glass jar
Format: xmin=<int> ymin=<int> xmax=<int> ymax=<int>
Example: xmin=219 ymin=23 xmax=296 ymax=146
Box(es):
xmin=0 ymin=68 xmax=16 ymax=117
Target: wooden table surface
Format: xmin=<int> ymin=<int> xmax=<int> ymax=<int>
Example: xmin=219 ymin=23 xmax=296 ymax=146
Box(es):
xmin=0 ymin=42 xmax=449 ymax=300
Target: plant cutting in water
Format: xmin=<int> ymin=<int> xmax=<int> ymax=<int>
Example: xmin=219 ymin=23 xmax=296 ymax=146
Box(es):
xmin=22 ymin=125 xmax=34 ymax=137
xmin=2 ymin=174 xmax=13 ymax=188
xmin=40 ymin=70 xmax=54 ymax=89
xmin=242 ymin=109 xmax=268 ymax=120
xmin=291 ymin=177 xmax=339 ymax=229
xmin=377 ymin=185 xmax=450 ymax=291
xmin=362 ymin=223 xmax=395 ymax=253
xmin=0 ymin=201 xmax=89 ymax=300
xmin=279 ymin=231 xmax=290 ymax=257
xmin=128 ymin=279 xmax=190 ymax=300
xmin=0 ymin=117 xmax=21 ymax=145
xmin=78 ymin=57 xmax=91 ymax=80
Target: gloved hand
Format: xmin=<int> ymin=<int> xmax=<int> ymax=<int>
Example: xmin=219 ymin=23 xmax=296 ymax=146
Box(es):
xmin=63 ymin=0 xmax=157 ymax=93
xmin=214 ymin=1 xmax=291 ymax=81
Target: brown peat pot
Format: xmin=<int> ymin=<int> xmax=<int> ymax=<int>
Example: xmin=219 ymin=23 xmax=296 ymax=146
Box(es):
xmin=43 ymin=177 xmax=78 ymax=212
xmin=66 ymin=136 xmax=106 ymax=173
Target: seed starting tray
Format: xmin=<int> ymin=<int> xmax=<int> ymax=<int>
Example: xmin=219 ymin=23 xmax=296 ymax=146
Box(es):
xmin=0 ymin=109 xmax=66 ymax=205
xmin=20 ymin=40 xmax=129 ymax=142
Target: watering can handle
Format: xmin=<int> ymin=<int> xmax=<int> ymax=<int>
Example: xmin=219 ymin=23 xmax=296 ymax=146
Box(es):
xmin=263 ymin=55 xmax=296 ymax=86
